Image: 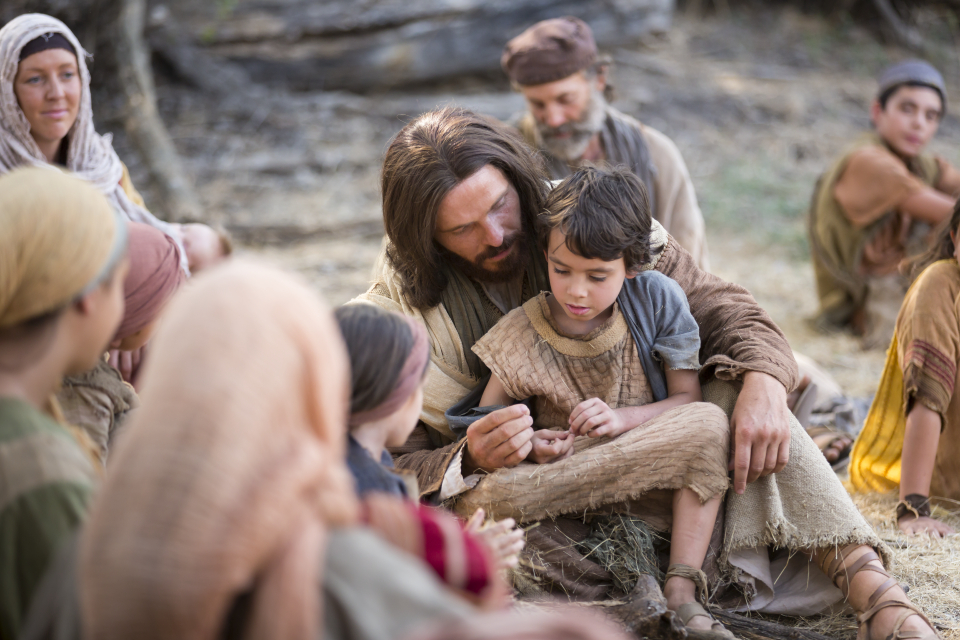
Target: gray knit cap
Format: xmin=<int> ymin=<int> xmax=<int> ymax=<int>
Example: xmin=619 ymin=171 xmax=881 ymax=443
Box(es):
xmin=878 ymin=59 xmax=947 ymax=113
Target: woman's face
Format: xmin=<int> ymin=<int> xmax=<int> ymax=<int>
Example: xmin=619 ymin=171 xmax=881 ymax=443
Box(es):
xmin=14 ymin=48 xmax=81 ymax=160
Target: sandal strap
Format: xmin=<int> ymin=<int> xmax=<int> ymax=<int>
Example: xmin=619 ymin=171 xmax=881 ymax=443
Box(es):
xmin=675 ymin=602 xmax=734 ymax=639
xmin=820 ymin=544 xmax=889 ymax=595
xmin=858 ymin=597 xmax=942 ymax=640
xmin=864 ymin=577 xmax=901 ymax=612
xmin=666 ymin=563 xmax=709 ymax=603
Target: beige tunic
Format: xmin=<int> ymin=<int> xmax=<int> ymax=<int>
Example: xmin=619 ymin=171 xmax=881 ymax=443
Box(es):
xmin=472 ymin=293 xmax=653 ymax=430
xmin=58 ymin=359 xmax=138 ymax=467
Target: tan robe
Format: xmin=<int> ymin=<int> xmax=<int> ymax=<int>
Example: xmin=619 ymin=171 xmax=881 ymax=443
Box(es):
xmin=58 ymin=359 xmax=138 ymax=467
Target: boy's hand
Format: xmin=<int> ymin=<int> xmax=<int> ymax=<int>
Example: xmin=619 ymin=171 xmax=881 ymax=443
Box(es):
xmin=528 ymin=430 xmax=575 ymax=464
xmin=464 ymin=508 xmax=525 ymax=569
xmin=569 ymin=398 xmax=626 ymax=437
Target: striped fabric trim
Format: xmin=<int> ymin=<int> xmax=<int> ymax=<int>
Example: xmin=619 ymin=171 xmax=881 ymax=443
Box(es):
xmin=904 ymin=339 xmax=956 ymax=400
xmin=0 ymin=431 xmax=95 ymax=512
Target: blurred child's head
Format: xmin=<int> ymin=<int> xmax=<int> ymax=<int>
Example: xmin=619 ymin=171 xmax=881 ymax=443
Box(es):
xmin=176 ymin=222 xmax=232 ymax=272
xmin=537 ymin=166 xmax=650 ymax=325
xmin=335 ymin=304 xmax=430 ymax=447
xmin=872 ymin=60 xmax=946 ymax=159
xmin=0 ymin=168 xmax=129 ymax=378
xmin=111 ymin=222 xmax=186 ymax=352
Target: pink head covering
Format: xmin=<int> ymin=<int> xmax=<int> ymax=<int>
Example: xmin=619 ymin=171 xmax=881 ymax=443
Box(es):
xmin=348 ymin=316 xmax=429 ymax=426
xmin=115 ymin=222 xmax=185 ymax=341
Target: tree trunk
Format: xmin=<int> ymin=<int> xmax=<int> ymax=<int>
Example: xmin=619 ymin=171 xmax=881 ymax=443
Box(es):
xmin=111 ymin=0 xmax=201 ymax=221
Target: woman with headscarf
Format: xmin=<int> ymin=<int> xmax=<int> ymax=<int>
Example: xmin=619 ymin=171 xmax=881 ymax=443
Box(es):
xmin=57 ymin=222 xmax=186 ymax=466
xmin=0 ymin=166 xmax=128 ymax=640
xmin=0 ymin=12 xmax=217 ymax=275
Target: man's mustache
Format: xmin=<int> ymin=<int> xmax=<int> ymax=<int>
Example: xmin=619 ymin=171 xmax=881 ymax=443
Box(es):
xmin=474 ymin=232 xmax=521 ymax=264
xmin=540 ymin=121 xmax=593 ymax=140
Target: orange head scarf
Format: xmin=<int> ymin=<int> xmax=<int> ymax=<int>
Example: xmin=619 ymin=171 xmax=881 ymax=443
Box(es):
xmin=78 ymin=259 xmax=358 ymax=640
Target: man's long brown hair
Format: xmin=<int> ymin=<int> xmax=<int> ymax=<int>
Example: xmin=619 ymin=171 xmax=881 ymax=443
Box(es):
xmin=382 ymin=107 xmax=549 ymax=310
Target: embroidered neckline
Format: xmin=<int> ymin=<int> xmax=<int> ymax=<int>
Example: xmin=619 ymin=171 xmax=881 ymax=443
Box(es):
xmin=522 ymin=293 xmax=627 ymax=357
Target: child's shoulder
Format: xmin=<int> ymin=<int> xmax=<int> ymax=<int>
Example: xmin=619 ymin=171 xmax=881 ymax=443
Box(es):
xmin=473 ymin=293 xmax=544 ymax=352
xmin=625 ymin=270 xmax=688 ymax=305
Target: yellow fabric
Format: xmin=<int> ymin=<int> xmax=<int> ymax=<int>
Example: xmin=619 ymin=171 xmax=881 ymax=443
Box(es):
xmin=119 ymin=163 xmax=146 ymax=208
xmin=850 ymin=333 xmax=905 ymax=493
xmin=851 ymin=259 xmax=960 ymax=494
xmin=0 ymin=167 xmax=119 ymax=329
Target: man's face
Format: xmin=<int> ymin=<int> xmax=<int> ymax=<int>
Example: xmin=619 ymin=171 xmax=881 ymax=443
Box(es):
xmin=434 ymin=164 xmax=526 ymax=282
xmin=871 ymin=85 xmax=943 ymax=158
xmin=520 ymin=71 xmax=607 ymax=161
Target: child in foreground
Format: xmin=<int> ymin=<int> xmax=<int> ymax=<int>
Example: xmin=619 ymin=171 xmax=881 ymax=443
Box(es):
xmin=335 ymin=305 xmax=525 ymax=578
xmin=474 ymin=166 xmax=731 ymax=637
xmin=0 ymin=167 xmax=129 ymax=639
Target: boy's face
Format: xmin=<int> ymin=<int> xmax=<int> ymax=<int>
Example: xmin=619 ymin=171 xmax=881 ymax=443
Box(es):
xmin=871 ymin=85 xmax=943 ymax=158
xmin=546 ymin=228 xmax=629 ymax=331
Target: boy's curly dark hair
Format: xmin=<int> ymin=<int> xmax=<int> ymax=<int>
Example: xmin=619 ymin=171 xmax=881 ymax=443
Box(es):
xmin=537 ymin=165 xmax=651 ymax=272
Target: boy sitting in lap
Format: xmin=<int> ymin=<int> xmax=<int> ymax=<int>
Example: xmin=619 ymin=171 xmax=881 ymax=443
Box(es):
xmin=473 ymin=166 xmax=732 ymax=637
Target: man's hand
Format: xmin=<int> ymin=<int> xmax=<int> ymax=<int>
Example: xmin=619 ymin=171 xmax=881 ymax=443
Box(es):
xmin=730 ymin=371 xmax=791 ymax=494
xmin=569 ymin=398 xmax=625 ymax=438
xmin=463 ymin=404 xmax=534 ymax=474
xmin=528 ymin=429 xmax=575 ymax=464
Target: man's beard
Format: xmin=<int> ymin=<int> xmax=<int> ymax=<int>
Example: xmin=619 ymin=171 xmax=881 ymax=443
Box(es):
xmin=440 ymin=231 xmax=529 ymax=284
xmin=535 ymin=87 xmax=607 ymax=162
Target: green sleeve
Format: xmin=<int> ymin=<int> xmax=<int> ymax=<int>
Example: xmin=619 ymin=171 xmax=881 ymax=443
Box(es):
xmin=0 ymin=482 xmax=91 ymax=640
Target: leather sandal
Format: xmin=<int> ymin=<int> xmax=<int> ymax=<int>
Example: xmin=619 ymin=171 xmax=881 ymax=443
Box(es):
xmin=664 ymin=563 xmax=735 ymax=639
xmin=819 ymin=544 xmax=942 ymax=640
xmin=806 ymin=424 xmax=853 ymax=471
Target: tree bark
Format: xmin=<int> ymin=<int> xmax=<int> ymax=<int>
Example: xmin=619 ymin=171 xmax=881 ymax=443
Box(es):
xmin=112 ymin=0 xmax=201 ymax=221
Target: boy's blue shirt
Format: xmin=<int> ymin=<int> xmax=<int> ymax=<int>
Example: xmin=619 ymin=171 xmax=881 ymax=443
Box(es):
xmin=617 ymin=270 xmax=701 ymax=402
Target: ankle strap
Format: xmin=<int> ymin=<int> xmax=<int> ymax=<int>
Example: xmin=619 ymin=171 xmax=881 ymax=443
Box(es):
xmin=820 ymin=545 xmax=890 ymax=596
xmin=665 ymin=563 xmax=709 ymax=603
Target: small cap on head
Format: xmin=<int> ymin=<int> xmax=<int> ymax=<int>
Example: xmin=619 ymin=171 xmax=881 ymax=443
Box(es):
xmin=18 ymin=32 xmax=76 ymax=61
xmin=502 ymin=17 xmax=597 ymax=86
xmin=877 ymin=59 xmax=947 ymax=113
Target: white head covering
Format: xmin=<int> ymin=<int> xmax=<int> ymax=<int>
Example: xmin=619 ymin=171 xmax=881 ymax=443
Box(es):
xmin=0 ymin=13 xmax=188 ymax=273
